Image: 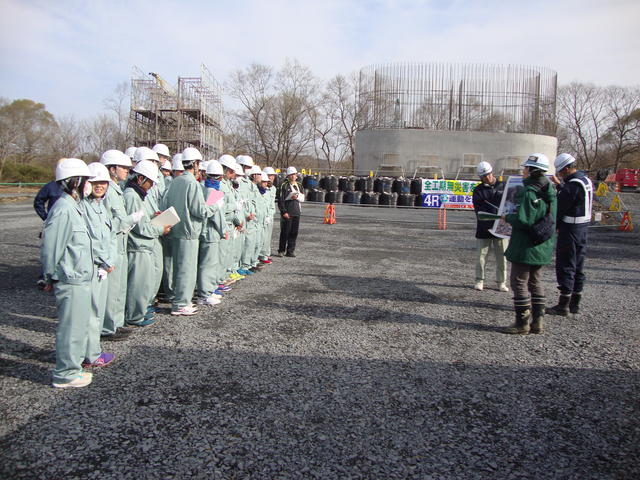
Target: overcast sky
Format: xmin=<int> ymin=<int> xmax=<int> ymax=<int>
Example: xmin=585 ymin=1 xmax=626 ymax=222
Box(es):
xmin=1 ymin=0 xmax=638 ymax=119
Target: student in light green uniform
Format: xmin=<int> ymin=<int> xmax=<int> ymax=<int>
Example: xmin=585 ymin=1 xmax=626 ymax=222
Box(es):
xmin=123 ymin=160 xmax=171 ymax=326
xmin=99 ymin=150 xmax=140 ymax=341
xmin=218 ymin=155 xmax=244 ymax=283
xmin=259 ymin=167 xmax=277 ymax=262
xmin=250 ymin=169 xmax=268 ymax=266
xmin=81 ymin=163 xmax=117 ymax=367
xmin=42 ymin=158 xmax=95 ymax=388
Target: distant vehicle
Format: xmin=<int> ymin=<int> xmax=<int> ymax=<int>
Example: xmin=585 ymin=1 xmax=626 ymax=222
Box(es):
xmin=615 ymin=169 xmax=639 ymax=190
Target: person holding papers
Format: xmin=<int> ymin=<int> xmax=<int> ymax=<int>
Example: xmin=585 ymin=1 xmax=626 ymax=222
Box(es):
xmin=472 ymin=162 xmax=508 ymax=292
xmin=218 ymin=155 xmax=245 ymax=284
xmin=163 ymin=147 xmax=214 ymax=316
xmin=196 ymin=160 xmax=229 ymax=305
xmin=277 ymin=167 xmax=304 ymax=257
xmin=123 ymin=160 xmax=171 ymax=326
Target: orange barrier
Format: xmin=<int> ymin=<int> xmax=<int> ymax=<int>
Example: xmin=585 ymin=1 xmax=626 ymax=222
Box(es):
xmin=619 ymin=211 xmax=633 ymax=232
xmin=323 ymin=204 xmax=336 ymax=224
xmin=438 ymin=207 xmax=447 ymax=230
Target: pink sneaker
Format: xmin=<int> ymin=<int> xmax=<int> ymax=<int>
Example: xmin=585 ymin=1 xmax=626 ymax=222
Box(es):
xmin=82 ymin=352 xmax=115 ymax=368
xmin=171 ymin=305 xmax=198 ymax=316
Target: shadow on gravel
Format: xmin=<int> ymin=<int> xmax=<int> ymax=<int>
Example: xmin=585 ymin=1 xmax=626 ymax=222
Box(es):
xmin=297 ymin=273 xmax=512 ymax=313
xmin=0 ymin=346 xmax=638 ymax=479
xmin=0 ymin=262 xmax=42 ymax=290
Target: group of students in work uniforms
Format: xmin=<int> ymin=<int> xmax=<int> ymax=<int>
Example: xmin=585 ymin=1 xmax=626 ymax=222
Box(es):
xmin=42 ymin=144 xmax=298 ymax=388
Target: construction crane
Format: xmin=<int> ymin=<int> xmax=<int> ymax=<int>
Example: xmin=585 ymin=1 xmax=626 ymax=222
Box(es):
xmin=149 ymin=72 xmax=175 ymax=97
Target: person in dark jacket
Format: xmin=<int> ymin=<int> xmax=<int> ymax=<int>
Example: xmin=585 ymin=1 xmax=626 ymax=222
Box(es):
xmin=276 ymin=166 xmax=304 ymax=257
xmin=472 ymin=161 xmax=508 ymax=292
xmin=547 ymin=153 xmax=593 ymax=316
xmin=502 ymin=153 xmax=557 ymax=335
xmin=34 ymin=180 xmax=62 ymax=221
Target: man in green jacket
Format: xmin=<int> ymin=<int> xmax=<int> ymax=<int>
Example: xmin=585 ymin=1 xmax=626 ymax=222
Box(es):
xmin=502 ymin=154 xmax=557 ymax=335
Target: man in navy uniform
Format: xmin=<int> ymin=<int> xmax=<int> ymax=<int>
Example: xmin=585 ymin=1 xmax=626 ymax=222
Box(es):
xmin=547 ymin=153 xmax=593 ymax=316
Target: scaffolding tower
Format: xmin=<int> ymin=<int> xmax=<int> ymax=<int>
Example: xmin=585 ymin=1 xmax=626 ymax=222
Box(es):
xmin=130 ymin=64 xmax=224 ymax=158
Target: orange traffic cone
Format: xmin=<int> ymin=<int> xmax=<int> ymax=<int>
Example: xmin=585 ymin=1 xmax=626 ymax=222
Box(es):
xmin=323 ymin=204 xmax=336 ymax=224
xmin=619 ymin=211 xmax=633 ymax=232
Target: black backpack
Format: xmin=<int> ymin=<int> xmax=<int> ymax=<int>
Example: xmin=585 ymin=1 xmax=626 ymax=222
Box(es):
xmin=529 ymin=185 xmax=555 ymax=245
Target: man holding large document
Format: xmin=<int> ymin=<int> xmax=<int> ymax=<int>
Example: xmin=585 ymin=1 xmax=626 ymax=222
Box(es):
xmin=277 ymin=167 xmax=304 ymax=258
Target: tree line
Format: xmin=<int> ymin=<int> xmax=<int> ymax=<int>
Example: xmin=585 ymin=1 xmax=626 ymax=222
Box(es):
xmin=1 ymin=60 xmax=639 ymax=182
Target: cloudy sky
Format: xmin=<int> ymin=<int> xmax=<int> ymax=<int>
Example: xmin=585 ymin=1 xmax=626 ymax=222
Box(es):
xmin=1 ymin=0 xmax=638 ymax=118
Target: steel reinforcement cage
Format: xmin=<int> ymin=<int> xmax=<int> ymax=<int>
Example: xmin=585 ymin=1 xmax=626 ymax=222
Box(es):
xmin=130 ymin=64 xmax=223 ymax=158
xmin=357 ymin=63 xmax=557 ymax=135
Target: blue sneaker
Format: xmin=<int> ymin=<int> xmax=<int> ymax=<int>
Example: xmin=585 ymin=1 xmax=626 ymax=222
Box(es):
xmin=238 ymin=269 xmax=254 ymax=275
xmin=217 ymin=284 xmax=231 ymax=292
xmin=214 ymin=289 xmax=225 ymax=296
xmin=146 ymin=305 xmax=159 ymax=314
xmin=127 ymin=316 xmax=156 ymax=327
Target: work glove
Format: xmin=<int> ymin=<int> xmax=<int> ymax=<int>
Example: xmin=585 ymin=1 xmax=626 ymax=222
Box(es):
xmin=97 ymin=268 xmax=108 ymax=281
xmin=130 ymin=210 xmax=144 ymax=223
xmin=216 ymin=198 xmax=224 ymax=208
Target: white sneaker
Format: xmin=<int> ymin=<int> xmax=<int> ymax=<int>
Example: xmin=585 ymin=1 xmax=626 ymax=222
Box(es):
xmin=474 ymin=281 xmax=484 ymax=291
xmin=196 ymin=296 xmax=221 ymax=306
xmin=498 ymin=283 xmax=509 ymax=292
xmin=171 ymin=305 xmax=198 ymax=315
xmin=52 ymin=371 xmax=93 ymax=389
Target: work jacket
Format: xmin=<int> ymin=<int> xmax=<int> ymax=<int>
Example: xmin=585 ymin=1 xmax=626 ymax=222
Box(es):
xmin=278 ymin=179 xmax=303 ymax=217
xmin=163 ymin=171 xmax=211 ymax=240
xmin=102 ymin=180 xmax=135 ymax=256
xmin=124 ymin=185 xmax=164 ymax=253
xmin=82 ymin=196 xmax=116 ymax=270
xmin=472 ymin=180 xmax=505 ymax=239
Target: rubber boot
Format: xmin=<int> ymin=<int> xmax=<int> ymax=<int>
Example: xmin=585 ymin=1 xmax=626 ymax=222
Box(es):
xmin=569 ymin=293 xmax=582 ymax=314
xmin=530 ymin=303 xmax=545 ymax=334
xmin=546 ymin=293 xmax=570 ymax=317
xmin=502 ymin=305 xmax=531 ymax=335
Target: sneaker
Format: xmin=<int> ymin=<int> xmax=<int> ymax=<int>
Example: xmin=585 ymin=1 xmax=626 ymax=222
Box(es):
xmin=127 ymin=317 xmax=156 ymax=327
xmin=498 ymin=283 xmax=509 ymax=292
xmin=146 ymin=305 xmax=160 ymax=314
xmin=229 ymin=273 xmax=245 ymax=280
xmin=217 ymin=285 xmax=231 ymax=292
xmin=36 ymin=278 xmax=46 ymax=288
xmin=82 ymin=352 xmax=115 ymax=368
xmin=237 ymin=269 xmax=254 ymax=275
xmin=101 ymin=328 xmax=131 ymax=342
xmin=171 ymin=305 xmax=198 ymax=315
xmin=474 ymin=281 xmax=484 ymax=291
xmin=213 ymin=289 xmax=225 ymax=296
xmin=285 ymin=252 xmax=296 ymax=258
xmin=275 ymin=252 xmax=285 ymax=258
xmin=249 ymin=267 xmax=262 ymax=273
xmin=52 ymin=371 xmax=93 ymax=389
xmin=259 ymin=259 xmax=272 ymax=264
xmin=223 ymin=278 xmax=237 ymax=285
xmin=197 ymin=295 xmax=221 ymax=306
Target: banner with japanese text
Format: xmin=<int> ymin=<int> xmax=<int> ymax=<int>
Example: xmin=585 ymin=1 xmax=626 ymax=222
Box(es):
xmin=420 ymin=179 xmax=480 ymax=209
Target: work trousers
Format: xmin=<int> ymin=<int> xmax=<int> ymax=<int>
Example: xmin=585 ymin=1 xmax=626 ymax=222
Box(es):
xmin=126 ymin=247 xmax=160 ymax=324
xmin=510 ymin=262 xmax=546 ymax=309
xmin=85 ymin=267 xmax=107 ymax=363
xmin=241 ymin=227 xmax=258 ymax=269
xmin=171 ymin=237 xmax=199 ymax=309
xmin=279 ymin=215 xmax=300 ymax=254
xmin=475 ymin=237 xmax=508 ymax=284
xmin=52 ymin=280 xmax=92 ymax=383
xmin=232 ymin=230 xmax=244 ymax=271
xmin=102 ymin=241 xmax=128 ymax=335
xmin=556 ymin=224 xmax=588 ymax=294
xmin=151 ymin=238 xmax=163 ymax=304
xmin=259 ymin=218 xmax=274 ymax=259
xmin=197 ymin=237 xmax=223 ymax=298
xmin=161 ymin=236 xmax=174 ymax=302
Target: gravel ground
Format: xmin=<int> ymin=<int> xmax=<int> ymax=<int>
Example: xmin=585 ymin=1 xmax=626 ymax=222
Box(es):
xmin=0 ymin=200 xmax=638 ymax=479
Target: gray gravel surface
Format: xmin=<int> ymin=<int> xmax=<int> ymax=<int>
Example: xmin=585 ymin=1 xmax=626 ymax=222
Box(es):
xmin=1 ymin=200 xmax=638 ymax=479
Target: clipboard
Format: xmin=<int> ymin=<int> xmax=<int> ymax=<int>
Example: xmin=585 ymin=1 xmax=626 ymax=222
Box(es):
xmin=150 ymin=206 xmax=181 ymax=227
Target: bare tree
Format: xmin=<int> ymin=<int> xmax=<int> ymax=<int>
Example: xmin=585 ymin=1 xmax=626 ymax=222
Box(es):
xmin=325 ymin=74 xmax=362 ymax=170
xmin=103 ymin=81 xmax=132 ymax=150
xmin=557 ymin=82 xmax=610 ymax=170
xmin=601 ymin=86 xmax=640 ymax=171
xmin=83 ymin=114 xmax=120 ymax=157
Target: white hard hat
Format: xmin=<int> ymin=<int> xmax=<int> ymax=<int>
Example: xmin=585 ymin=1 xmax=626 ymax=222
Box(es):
xmin=286 ymin=166 xmax=298 ymax=176
xmin=161 ymin=160 xmax=172 ymax=171
xmin=134 ymin=146 xmax=159 ymax=164
xmin=206 ymin=160 xmax=224 ymax=176
xmin=522 ymin=153 xmax=550 ymax=172
xmin=236 ymin=155 xmax=254 ymax=167
xmin=199 ymin=160 xmax=209 ymax=171
xmin=152 ymin=143 xmax=170 ymax=158
xmin=262 ymin=166 xmax=276 ymax=175
xmin=171 ymin=153 xmax=184 ymax=171
xmin=132 ymin=160 xmax=159 ymax=183
xmin=476 ymin=161 xmax=493 ymax=177
xmin=182 ymin=147 xmax=203 ymax=162
xmin=55 ymin=158 xmax=92 ymax=181
xmin=87 ymin=162 xmax=111 ymax=182
xmin=248 ymin=165 xmax=262 ymax=175
xmin=260 ymin=172 xmax=269 ymax=182
xmin=100 ymin=149 xmax=132 ymax=168
xmin=218 ymin=154 xmax=237 ymax=170
xmin=124 ymin=146 xmax=137 ymax=159
xmin=554 ymin=153 xmax=576 ymax=171
xmin=233 ymin=163 xmax=245 ymax=175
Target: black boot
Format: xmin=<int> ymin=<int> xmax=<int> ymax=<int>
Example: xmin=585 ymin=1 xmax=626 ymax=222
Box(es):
xmin=530 ymin=297 xmax=545 ymax=334
xmin=546 ymin=293 xmax=570 ymax=316
xmin=502 ymin=299 xmax=531 ymax=335
xmin=569 ymin=293 xmax=582 ymax=314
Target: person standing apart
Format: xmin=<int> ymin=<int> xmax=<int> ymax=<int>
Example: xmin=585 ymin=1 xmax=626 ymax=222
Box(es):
xmin=41 ymin=158 xmax=95 ymax=388
xmin=277 ymin=167 xmax=304 ymax=257
xmin=502 ymin=154 xmax=557 ymax=335
xmin=472 ymin=162 xmax=509 ymax=292
xmin=547 ymin=153 xmax=593 ymax=316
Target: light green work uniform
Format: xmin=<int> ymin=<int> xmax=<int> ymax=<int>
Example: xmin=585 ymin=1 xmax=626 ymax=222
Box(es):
xmin=147 ymin=172 xmax=166 ymax=303
xmin=101 ymin=180 xmax=135 ymax=335
xmin=163 ymin=171 xmax=212 ymax=310
xmin=124 ymin=185 xmax=165 ymax=324
xmin=253 ymin=184 xmax=268 ymax=263
xmin=238 ymin=177 xmax=258 ymax=269
xmin=160 ymin=178 xmax=175 ymax=302
xmin=197 ymin=185 xmax=227 ymax=297
xmin=259 ymin=185 xmax=276 ymax=259
xmin=219 ymin=178 xmax=242 ymax=275
xmin=81 ymin=195 xmax=116 ymax=362
xmin=41 ymin=193 xmax=94 ymax=384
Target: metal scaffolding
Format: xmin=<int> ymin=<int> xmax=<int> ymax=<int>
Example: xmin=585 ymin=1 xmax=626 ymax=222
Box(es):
xmin=130 ymin=64 xmax=224 ymax=158
xmin=358 ymin=63 xmax=557 ymax=136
